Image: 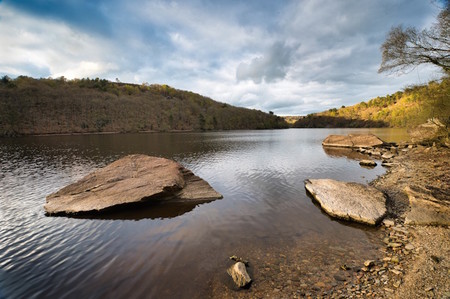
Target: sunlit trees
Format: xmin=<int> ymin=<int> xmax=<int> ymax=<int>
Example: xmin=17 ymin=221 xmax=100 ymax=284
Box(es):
xmin=294 ymin=77 xmax=450 ymax=128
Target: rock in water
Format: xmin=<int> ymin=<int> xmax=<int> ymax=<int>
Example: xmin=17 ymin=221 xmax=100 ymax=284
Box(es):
xmin=359 ymin=160 xmax=377 ymax=167
xmin=322 ymin=134 xmax=385 ymax=148
xmin=364 ymin=260 xmax=375 ymax=267
xmin=45 ymin=155 xmax=222 ymax=215
xmin=304 ymin=179 xmax=386 ymax=225
xmin=227 ymin=262 xmax=251 ymax=288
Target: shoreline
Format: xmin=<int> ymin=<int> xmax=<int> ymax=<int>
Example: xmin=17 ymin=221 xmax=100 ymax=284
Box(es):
xmin=1 ymin=128 xmax=297 ymax=138
xmin=212 ymin=142 xmax=449 ymax=298
xmin=369 ymin=144 xmax=449 ymax=298
xmin=1 ymin=126 xmax=412 ymax=139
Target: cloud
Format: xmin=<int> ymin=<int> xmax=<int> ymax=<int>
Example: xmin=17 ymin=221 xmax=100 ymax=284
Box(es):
xmin=0 ymin=0 xmax=445 ymax=116
xmin=2 ymin=0 xmax=112 ymax=36
xmin=236 ymin=41 xmax=299 ymax=83
xmin=0 ymin=4 xmax=117 ymax=79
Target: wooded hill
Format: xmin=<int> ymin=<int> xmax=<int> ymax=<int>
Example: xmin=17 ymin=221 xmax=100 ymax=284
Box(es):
xmin=294 ymin=77 xmax=450 ymax=128
xmin=0 ymin=76 xmax=288 ymax=136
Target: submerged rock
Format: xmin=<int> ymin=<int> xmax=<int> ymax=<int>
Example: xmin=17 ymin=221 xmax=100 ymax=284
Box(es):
xmin=304 ymin=179 xmax=386 ymax=225
xmin=45 ymin=154 xmax=222 ymax=215
xmin=227 ymin=262 xmax=252 ymax=288
xmin=322 ymin=134 xmax=385 ymax=148
xmin=404 ymin=186 xmax=450 ymax=226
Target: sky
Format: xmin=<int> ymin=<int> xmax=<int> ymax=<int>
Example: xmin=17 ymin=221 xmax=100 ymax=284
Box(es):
xmin=0 ymin=0 xmax=446 ymax=115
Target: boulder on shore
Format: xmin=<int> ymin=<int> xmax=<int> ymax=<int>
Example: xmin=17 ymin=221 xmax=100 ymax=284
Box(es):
xmin=404 ymin=186 xmax=450 ymax=226
xmin=305 ymin=179 xmax=386 ymax=225
xmin=322 ymin=134 xmax=385 ymax=148
xmin=45 ymin=154 xmax=222 ymax=215
xmin=408 ymin=118 xmax=446 ymax=143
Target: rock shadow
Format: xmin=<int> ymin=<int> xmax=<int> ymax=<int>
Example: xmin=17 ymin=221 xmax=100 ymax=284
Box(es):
xmin=322 ymin=147 xmax=369 ymax=161
xmin=49 ymin=199 xmax=216 ymax=220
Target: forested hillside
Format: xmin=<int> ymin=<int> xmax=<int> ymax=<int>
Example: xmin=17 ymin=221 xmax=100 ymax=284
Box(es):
xmin=294 ymin=77 xmax=449 ymax=128
xmin=0 ymin=76 xmax=287 ymax=136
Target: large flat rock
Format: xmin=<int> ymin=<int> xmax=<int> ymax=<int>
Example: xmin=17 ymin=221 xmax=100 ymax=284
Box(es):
xmin=305 ymin=179 xmax=386 ymax=225
xmin=45 ymin=155 xmax=222 ymax=215
xmin=322 ymin=134 xmax=385 ymax=148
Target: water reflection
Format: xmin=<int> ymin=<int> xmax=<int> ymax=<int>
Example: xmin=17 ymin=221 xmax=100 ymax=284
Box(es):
xmin=0 ymin=128 xmax=409 ymax=299
xmin=322 ymin=146 xmax=369 ymax=160
xmin=70 ymin=201 xmax=215 ymax=221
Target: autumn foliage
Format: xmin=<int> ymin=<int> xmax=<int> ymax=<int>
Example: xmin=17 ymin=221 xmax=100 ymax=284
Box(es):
xmin=0 ymin=76 xmax=288 ymax=136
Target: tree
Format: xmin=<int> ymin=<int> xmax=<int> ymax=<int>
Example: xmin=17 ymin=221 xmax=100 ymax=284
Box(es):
xmin=379 ymin=2 xmax=450 ymax=74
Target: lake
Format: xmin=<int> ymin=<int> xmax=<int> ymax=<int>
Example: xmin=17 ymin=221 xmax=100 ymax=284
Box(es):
xmin=0 ymin=128 xmax=409 ymax=298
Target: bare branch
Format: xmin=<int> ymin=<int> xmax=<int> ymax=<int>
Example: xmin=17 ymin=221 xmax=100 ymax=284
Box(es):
xmin=379 ymin=4 xmax=450 ymax=74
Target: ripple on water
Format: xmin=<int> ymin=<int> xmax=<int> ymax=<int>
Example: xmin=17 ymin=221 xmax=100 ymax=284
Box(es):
xmin=0 ymin=129 xmax=397 ymax=298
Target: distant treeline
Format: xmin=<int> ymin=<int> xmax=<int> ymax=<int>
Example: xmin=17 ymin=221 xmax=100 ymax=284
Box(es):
xmin=294 ymin=77 xmax=450 ymax=128
xmin=0 ymin=76 xmax=288 ymax=136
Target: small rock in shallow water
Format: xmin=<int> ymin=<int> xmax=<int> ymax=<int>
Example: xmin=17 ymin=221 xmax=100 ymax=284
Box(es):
xmin=364 ymin=260 xmax=375 ymax=267
xmin=359 ymin=160 xmax=377 ymax=167
xmin=227 ymin=262 xmax=252 ymax=288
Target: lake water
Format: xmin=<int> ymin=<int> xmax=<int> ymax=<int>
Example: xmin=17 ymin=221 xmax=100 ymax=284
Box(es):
xmin=0 ymin=128 xmax=409 ymax=298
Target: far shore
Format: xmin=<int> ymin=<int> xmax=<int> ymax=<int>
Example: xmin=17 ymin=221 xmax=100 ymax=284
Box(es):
xmin=2 ymin=126 xmax=411 ymax=139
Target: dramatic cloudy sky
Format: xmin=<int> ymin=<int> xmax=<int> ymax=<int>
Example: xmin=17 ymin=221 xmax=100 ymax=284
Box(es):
xmin=0 ymin=0 xmax=446 ymax=115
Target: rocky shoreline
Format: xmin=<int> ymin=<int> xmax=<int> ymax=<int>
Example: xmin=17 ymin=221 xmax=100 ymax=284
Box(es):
xmin=369 ymin=144 xmax=449 ymax=299
xmin=213 ymin=138 xmax=449 ymax=298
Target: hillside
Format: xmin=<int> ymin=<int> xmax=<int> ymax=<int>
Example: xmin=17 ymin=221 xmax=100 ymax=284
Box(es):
xmin=294 ymin=77 xmax=450 ymax=128
xmin=282 ymin=116 xmax=303 ymax=125
xmin=0 ymin=76 xmax=287 ymax=136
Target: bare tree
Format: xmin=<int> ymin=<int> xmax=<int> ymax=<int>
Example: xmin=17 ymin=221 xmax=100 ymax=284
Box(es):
xmin=379 ymin=2 xmax=450 ymax=74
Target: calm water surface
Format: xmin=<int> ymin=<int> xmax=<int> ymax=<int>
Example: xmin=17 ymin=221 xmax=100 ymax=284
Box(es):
xmin=0 ymin=128 xmax=409 ymax=298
